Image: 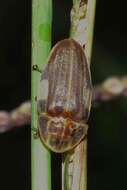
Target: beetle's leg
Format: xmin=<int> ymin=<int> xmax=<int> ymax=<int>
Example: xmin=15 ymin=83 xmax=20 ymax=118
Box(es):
xmin=82 ymin=44 xmax=85 ymax=49
xmin=35 ymin=96 xmax=37 ymax=102
xmin=32 ymin=64 xmax=42 ymax=73
xmin=31 ymin=127 xmax=39 ymax=139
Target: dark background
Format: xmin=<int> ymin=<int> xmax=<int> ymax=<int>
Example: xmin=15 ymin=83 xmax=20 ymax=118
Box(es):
xmin=0 ymin=0 xmax=127 ymax=190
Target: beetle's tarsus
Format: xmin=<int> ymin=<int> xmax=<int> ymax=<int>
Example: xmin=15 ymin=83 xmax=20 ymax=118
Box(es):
xmin=32 ymin=65 xmax=42 ymax=73
xmin=35 ymin=96 xmax=37 ymax=101
xmin=31 ymin=127 xmax=39 ymax=139
xmin=33 ymin=132 xmax=39 ymax=139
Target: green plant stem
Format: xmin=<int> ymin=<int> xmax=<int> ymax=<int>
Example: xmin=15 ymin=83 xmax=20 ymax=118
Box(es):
xmin=31 ymin=1 xmax=52 ymax=190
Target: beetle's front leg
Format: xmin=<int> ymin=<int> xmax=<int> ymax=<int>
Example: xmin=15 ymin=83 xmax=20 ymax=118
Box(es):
xmin=31 ymin=127 xmax=39 ymax=139
xmin=32 ymin=64 xmax=42 ymax=73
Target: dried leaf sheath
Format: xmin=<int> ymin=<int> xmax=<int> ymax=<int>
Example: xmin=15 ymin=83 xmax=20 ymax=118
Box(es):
xmin=37 ymin=39 xmax=92 ymax=153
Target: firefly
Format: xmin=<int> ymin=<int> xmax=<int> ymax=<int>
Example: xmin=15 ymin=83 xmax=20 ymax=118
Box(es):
xmin=34 ymin=39 xmax=92 ymax=153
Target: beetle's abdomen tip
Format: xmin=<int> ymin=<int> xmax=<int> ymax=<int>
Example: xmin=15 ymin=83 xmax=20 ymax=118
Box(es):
xmin=38 ymin=113 xmax=88 ymax=153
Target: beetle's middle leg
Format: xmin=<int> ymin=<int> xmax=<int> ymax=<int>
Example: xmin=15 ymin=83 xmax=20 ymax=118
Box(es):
xmin=31 ymin=127 xmax=39 ymax=139
xmin=32 ymin=65 xmax=42 ymax=73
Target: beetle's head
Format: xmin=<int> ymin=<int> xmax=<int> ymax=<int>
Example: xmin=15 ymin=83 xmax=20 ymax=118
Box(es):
xmin=38 ymin=113 xmax=88 ymax=153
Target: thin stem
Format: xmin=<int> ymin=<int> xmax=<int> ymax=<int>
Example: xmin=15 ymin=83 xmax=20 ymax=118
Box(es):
xmin=31 ymin=1 xmax=52 ymax=190
xmin=62 ymin=0 xmax=96 ymax=190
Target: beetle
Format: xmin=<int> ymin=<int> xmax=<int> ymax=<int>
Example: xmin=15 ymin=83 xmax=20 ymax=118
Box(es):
xmin=35 ymin=39 xmax=92 ymax=153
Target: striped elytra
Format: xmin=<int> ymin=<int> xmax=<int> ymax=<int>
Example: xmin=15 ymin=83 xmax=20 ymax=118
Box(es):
xmin=37 ymin=39 xmax=92 ymax=153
